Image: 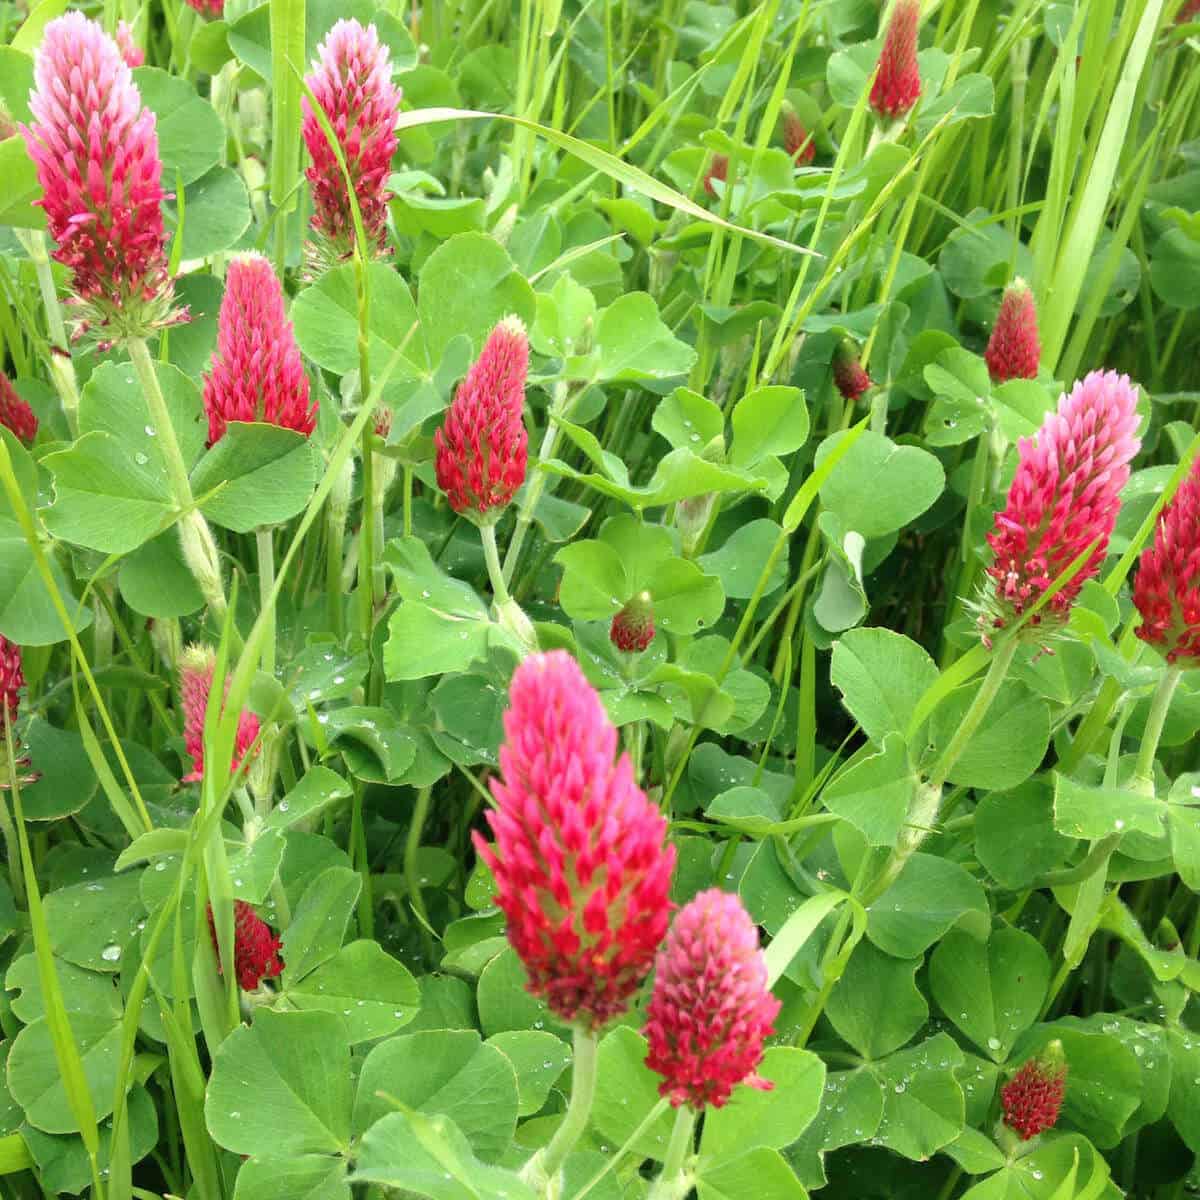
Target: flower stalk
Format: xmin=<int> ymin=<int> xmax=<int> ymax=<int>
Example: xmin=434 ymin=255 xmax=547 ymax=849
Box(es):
xmin=522 ymin=1026 xmax=599 ymax=1193
xmin=1131 ymin=665 xmax=1182 ymax=793
xmin=647 ymin=1109 xmax=697 ymax=1200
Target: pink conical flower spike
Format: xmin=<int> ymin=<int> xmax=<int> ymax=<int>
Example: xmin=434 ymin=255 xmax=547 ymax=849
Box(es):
xmin=781 ymin=105 xmax=815 ymax=166
xmin=1133 ymin=456 xmax=1200 ymax=664
xmin=611 ymin=592 xmax=655 ymax=654
xmin=0 ymin=636 xmax=25 ymax=729
xmin=870 ymin=0 xmax=922 ymax=121
xmin=22 ymin=13 xmax=181 ymax=345
xmin=0 ymin=372 xmax=38 ymax=445
xmin=207 ymin=900 xmax=284 ymax=990
xmin=435 ymin=316 xmax=529 ymax=521
xmin=202 ymin=253 xmax=315 ymax=445
xmin=644 ymin=889 xmax=780 ymax=1110
xmin=703 ymin=154 xmax=728 ymax=198
xmin=179 ymin=645 xmax=261 ymax=783
xmin=473 ymin=651 xmax=676 ymax=1030
xmin=982 ymin=370 xmax=1140 ymax=636
xmin=1001 ymin=1043 xmax=1067 ymax=1141
xmin=985 ymin=279 xmax=1041 ymax=383
xmin=114 ymin=21 xmax=143 ymax=68
xmin=183 ymin=0 xmax=224 ymax=17
xmin=302 ymin=19 xmax=401 ymax=267
xmin=833 ymin=339 xmax=873 ymax=401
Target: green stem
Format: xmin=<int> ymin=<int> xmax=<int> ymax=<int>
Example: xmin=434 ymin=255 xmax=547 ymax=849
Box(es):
xmin=403 ymin=466 xmax=414 ymax=537
xmin=480 ymin=522 xmax=510 ymax=606
xmin=926 ymin=638 xmax=1018 ymax=792
xmin=532 ymin=1026 xmax=598 ymax=1184
xmin=358 ymin=426 xmax=377 ymax=638
xmin=128 ymin=338 xmax=193 ymax=513
xmin=18 ymin=230 xmax=80 ymax=435
xmin=405 ymin=787 xmax=434 ymax=960
xmin=647 ymin=1107 xmax=697 ymax=1200
xmin=128 ymin=338 xmax=227 ymax=621
xmin=256 ymin=527 xmax=276 ymax=677
xmin=1132 ymin=666 xmax=1182 ymax=790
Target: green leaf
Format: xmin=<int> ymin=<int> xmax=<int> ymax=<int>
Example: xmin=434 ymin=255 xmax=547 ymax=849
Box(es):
xmin=133 ymin=67 xmax=224 ymax=186
xmin=867 ymin=853 xmax=989 ymax=957
xmin=475 ymin=946 xmax=556 ymax=1040
xmin=0 ymin=516 xmax=93 ymax=644
xmin=653 ymin=388 xmax=724 ymax=451
xmin=696 ymin=1146 xmax=808 ymax=1200
xmin=263 ymin=767 xmax=352 ymax=832
xmin=418 ymin=233 xmax=535 ymax=366
xmin=555 ymin=540 xmax=629 ymax=619
xmin=118 ymin=530 xmax=205 ymax=618
xmin=19 ymin=719 xmax=98 ymax=820
xmin=21 ymin=1084 xmax=159 ymax=1195
xmin=929 ymin=927 xmax=1051 ymax=1062
xmin=206 ymin=1009 xmax=352 ymax=1157
xmin=291 ymin=262 xmax=427 ymax=382
xmin=281 ymin=866 xmax=360 ymax=985
xmin=822 ymin=733 xmax=915 ymax=848
xmin=587 ymin=292 xmax=697 ymax=382
xmin=353 ymin=1030 xmax=519 ymax=1162
xmin=193 ymin=423 xmax=321 ymax=532
xmin=233 ymin=1155 xmax=350 ymax=1200
xmin=788 ymin=1068 xmax=883 ymax=1190
xmin=42 ymin=432 xmax=175 ymax=554
xmin=44 ymin=870 xmax=145 ymax=973
xmin=1053 ymin=774 xmax=1165 ymax=841
xmin=870 ymin=1034 xmax=966 ymax=1161
xmin=816 ymin=430 xmax=945 ymax=538
xmin=486 ymin=1031 xmax=571 ymax=1117
xmin=352 ymin=1110 xmax=536 ymax=1200
xmin=591 ymin=1026 xmax=675 ymax=1160
xmin=7 ymin=1016 xmax=121 ymax=1133
xmin=166 ymin=165 xmax=251 ymax=258
xmin=976 ymin=780 xmax=1075 ymax=889
xmin=929 ymin=681 xmax=1050 ymax=790
xmin=284 ymin=940 xmax=419 ymax=1043
xmin=701 ymin=1048 xmax=825 ymax=1158
xmin=826 ymin=941 xmax=928 ymax=1060
xmin=383 ymin=537 xmax=496 ymax=681
xmin=698 ymin=520 xmax=787 ymax=600
xmin=0 ymin=134 xmax=44 ymax=229
xmin=730 ymin=386 xmax=809 ymax=466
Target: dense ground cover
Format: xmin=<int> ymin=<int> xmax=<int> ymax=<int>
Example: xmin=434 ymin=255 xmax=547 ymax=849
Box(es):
xmin=0 ymin=0 xmax=1199 ymax=1196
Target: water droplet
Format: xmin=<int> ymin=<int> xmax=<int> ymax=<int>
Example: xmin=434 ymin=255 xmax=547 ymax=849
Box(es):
xmin=986 ymin=1037 xmax=1001 ymax=1051
xmin=893 ymin=1082 xmax=906 ymax=1094
xmin=101 ymin=943 xmax=122 ymax=962
xmin=689 ymin=433 xmax=700 ymax=442
xmin=134 ymin=451 xmax=149 ymax=466
xmin=333 ymin=675 xmax=345 ymax=685
xmin=144 ymin=425 xmax=156 ymax=437
xmin=1114 ymin=818 xmax=1125 ymax=830
xmin=279 ymin=801 xmax=290 ymax=813
xmin=154 ymin=860 xmax=167 ymax=871
xmin=421 ymin=589 xmax=431 ymax=599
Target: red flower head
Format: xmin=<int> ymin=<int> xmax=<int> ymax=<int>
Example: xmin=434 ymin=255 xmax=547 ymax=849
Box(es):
xmin=1134 ymin=456 xmax=1200 ymax=664
xmin=434 ymin=316 xmax=529 ymax=521
xmin=183 ymin=0 xmax=224 ymax=16
xmin=473 ymin=650 xmax=675 ymax=1030
xmin=202 ymin=253 xmax=315 ymax=445
xmin=114 ymin=21 xmax=143 ymax=68
xmin=982 ymin=370 xmax=1140 ymax=636
xmin=644 ymin=889 xmax=780 ymax=1110
xmin=0 ymin=636 xmax=25 ymax=727
xmin=782 ymin=105 xmax=815 ymax=166
xmin=833 ymin=340 xmax=873 ymax=401
xmin=22 ymin=13 xmax=181 ymax=346
xmin=985 ymin=279 xmax=1041 ymax=383
xmin=870 ymin=0 xmax=922 ymax=121
xmin=1002 ymin=1043 xmax=1067 ymax=1141
xmin=178 ymin=645 xmax=261 ymax=784
xmin=206 ymin=900 xmax=284 ymax=990
xmin=611 ymin=592 xmax=655 ymax=654
xmin=703 ymin=154 xmax=728 ymax=198
xmin=1179 ymin=0 xmax=1200 ymax=22
xmin=0 ymin=372 xmax=38 ymax=445
xmin=302 ymin=19 xmax=401 ymax=267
